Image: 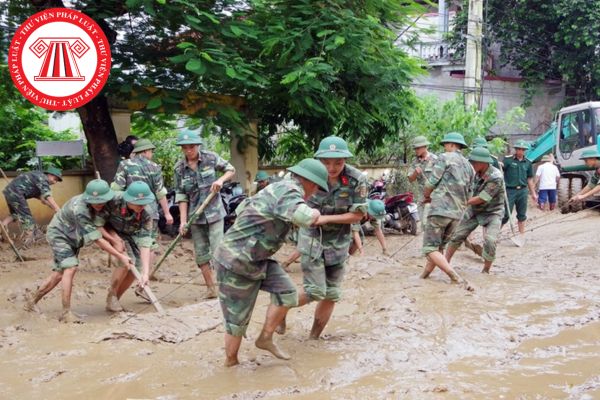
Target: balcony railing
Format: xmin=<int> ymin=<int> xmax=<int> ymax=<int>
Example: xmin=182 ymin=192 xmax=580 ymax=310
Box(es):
xmin=402 ymin=40 xmax=461 ymax=66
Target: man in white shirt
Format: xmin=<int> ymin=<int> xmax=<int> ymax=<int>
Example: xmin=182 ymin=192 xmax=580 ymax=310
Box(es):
xmin=535 ymin=154 xmax=561 ymax=211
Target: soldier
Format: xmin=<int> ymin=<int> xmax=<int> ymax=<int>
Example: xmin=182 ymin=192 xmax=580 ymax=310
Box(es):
xmin=111 ymin=138 xmax=173 ymax=299
xmin=472 ymin=137 xmax=501 ymax=169
xmin=420 ymin=132 xmax=475 ymax=289
xmin=407 ymin=136 xmax=438 ymax=227
xmin=2 ymin=167 xmax=62 ymax=244
xmin=23 ymin=180 xmax=130 ymax=322
xmin=445 ymin=147 xmax=506 ymax=273
xmin=214 ymin=158 xmax=329 ymax=367
xmin=174 ymin=130 xmax=236 ymax=298
xmin=96 ymin=181 xmax=156 ymax=312
xmin=502 ymin=140 xmax=537 ymax=235
xmin=282 ymin=136 xmax=368 ymax=340
xmin=350 ymin=199 xmax=388 ymax=256
xmin=569 ymin=149 xmax=600 ymax=203
xmin=254 ymin=170 xmax=270 ymax=193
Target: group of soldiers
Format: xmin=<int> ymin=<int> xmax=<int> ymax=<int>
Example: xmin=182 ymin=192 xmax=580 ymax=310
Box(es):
xmin=3 ymin=128 xmax=599 ymax=366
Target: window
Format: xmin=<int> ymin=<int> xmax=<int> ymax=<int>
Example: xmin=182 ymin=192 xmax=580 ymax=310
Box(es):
xmin=559 ymin=109 xmax=594 ymax=157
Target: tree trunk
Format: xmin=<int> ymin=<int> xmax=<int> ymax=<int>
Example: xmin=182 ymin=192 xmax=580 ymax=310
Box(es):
xmin=77 ymin=94 xmax=119 ymax=180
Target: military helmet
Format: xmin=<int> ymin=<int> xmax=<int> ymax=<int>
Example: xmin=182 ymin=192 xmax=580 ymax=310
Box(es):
xmin=579 ymin=148 xmax=600 ymax=159
xmin=468 ymin=147 xmax=493 ymax=164
xmin=472 ymin=137 xmax=489 ymax=149
xmin=255 ymin=170 xmax=270 ymax=182
xmin=412 ymin=135 xmax=431 ymax=148
xmin=175 ymin=129 xmax=203 ymax=146
xmin=287 ymin=158 xmax=329 ymax=191
xmin=83 ymin=179 xmax=115 ymax=204
xmin=440 ymin=132 xmax=468 ymax=148
xmin=367 ymin=199 xmax=386 ymax=219
xmin=123 ymin=181 xmax=155 ymax=205
xmin=132 ymin=138 xmax=156 ymax=153
xmin=513 ymin=140 xmax=530 ymax=150
xmin=314 ymin=136 xmax=353 ymax=158
xmin=44 ymin=166 xmax=63 ymax=182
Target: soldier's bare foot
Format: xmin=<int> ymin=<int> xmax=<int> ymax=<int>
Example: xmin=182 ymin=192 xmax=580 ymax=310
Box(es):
xmin=204 ymin=286 xmax=218 ymax=299
xmin=23 ymin=294 xmax=40 ymax=313
xmin=275 ymin=318 xmax=286 ymax=335
xmin=481 ymin=266 xmax=491 ymax=274
xmin=225 ymin=357 xmax=240 ymax=367
xmin=105 ymin=292 xmax=124 ymax=312
xmin=59 ymin=310 xmax=83 ymax=323
xmin=255 ymin=332 xmax=290 ymax=360
xmin=420 ymin=270 xmax=431 ymax=279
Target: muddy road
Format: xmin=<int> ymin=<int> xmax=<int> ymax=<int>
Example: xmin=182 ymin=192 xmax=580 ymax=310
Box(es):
xmin=0 ymin=207 xmax=599 ymax=399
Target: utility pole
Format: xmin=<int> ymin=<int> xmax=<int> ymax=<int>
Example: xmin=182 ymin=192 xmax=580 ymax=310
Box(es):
xmin=464 ymin=0 xmax=483 ymax=109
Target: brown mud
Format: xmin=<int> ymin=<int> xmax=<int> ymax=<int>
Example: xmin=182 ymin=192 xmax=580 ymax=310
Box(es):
xmin=0 ymin=207 xmax=599 ymax=399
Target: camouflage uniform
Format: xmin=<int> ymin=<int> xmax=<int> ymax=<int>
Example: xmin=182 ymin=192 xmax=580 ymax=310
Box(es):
xmin=174 ymin=150 xmax=235 ymax=264
xmin=95 ymin=192 xmax=154 ymax=269
xmin=408 ymin=153 xmax=439 ymax=227
xmin=448 ymin=165 xmax=506 ymax=261
xmin=46 ymin=194 xmax=103 ymax=271
xmin=585 ymin=168 xmax=600 ymax=189
xmin=111 ymin=154 xmax=167 ymax=248
xmin=2 ymin=171 xmax=52 ymax=230
xmin=213 ymin=178 xmax=317 ymax=336
xmin=297 ymin=165 xmax=368 ymax=302
xmin=422 ymin=151 xmax=475 ymax=255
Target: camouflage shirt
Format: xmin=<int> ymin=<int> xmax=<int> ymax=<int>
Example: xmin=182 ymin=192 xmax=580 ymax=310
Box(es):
xmin=408 ymin=152 xmax=439 ymax=201
xmin=47 ymin=194 xmax=102 ymax=247
xmin=586 ymin=167 xmax=600 ymax=189
xmin=95 ymin=192 xmax=154 ymax=248
xmin=3 ymin=171 xmax=52 ymax=199
xmin=425 ymin=150 xmax=475 ymax=220
xmin=467 ymin=165 xmax=506 ymax=224
xmin=174 ymin=150 xmax=235 ymax=225
xmin=214 ymin=177 xmax=315 ymax=280
xmin=111 ymin=155 xmax=167 ymax=219
xmin=298 ymin=164 xmax=368 ymax=266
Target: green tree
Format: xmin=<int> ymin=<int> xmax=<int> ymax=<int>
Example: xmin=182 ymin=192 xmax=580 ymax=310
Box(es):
xmin=449 ymin=0 xmax=600 ymax=104
xmin=0 ymin=65 xmax=79 ymax=171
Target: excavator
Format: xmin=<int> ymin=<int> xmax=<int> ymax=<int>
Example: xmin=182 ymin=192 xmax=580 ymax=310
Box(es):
xmin=525 ymin=101 xmax=600 ymax=213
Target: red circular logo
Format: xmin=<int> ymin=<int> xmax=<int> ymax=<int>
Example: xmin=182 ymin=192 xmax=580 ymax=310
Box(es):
xmin=8 ymin=8 xmax=111 ymax=111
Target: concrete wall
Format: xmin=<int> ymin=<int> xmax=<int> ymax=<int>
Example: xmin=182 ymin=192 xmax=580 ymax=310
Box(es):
xmin=0 ymin=171 xmax=94 ymax=231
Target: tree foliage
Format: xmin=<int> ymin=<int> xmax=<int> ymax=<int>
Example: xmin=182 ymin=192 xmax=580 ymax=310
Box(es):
xmin=449 ymin=0 xmax=600 ymax=104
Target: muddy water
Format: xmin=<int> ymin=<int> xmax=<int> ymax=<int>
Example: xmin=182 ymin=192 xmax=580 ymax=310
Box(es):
xmin=0 ymin=208 xmax=599 ymax=399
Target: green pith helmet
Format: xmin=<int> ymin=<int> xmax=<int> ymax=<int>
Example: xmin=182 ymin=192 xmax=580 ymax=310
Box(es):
xmin=513 ymin=140 xmax=530 ymax=150
xmin=579 ymin=149 xmax=600 ymax=159
xmin=132 ymin=138 xmax=156 ymax=153
xmin=123 ymin=181 xmax=155 ymax=205
xmin=440 ymin=132 xmax=468 ymax=148
xmin=287 ymin=158 xmax=329 ymax=191
xmin=472 ymin=137 xmax=489 ymax=149
xmin=44 ymin=166 xmax=63 ymax=182
xmin=175 ymin=129 xmax=203 ymax=146
xmin=83 ymin=179 xmax=114 ymax=204
xmin=412 ymin=135 xmax=431 ymax=148
xmin=368 ymin=199 xmax=386 ymax=219
xmin=469 ymin=147 xmax=493 ymax=164
xmin=255 ymin=171 xmax=270 ymax=182
xmin=314 ymin=136 xmax=353 ymax=158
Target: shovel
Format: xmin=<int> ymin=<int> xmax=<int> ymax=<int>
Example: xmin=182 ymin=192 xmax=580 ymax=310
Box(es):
xmin=499 ymin=165 xmax=524 ymax=247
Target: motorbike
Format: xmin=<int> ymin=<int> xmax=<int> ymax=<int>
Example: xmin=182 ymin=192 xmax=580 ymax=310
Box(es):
xmin=365 ymin=170 xmax=419 ymax=235
xmin=158 ymin=182 xmax=247 ymax=237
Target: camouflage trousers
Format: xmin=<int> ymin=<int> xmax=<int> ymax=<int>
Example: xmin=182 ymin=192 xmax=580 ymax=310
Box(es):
xmin=191 ymin=219 xmax=224 ymax=265
xmin=216 ymin=260 xmax=297 ymax=337
xmin=46 ymin=225 xmax=82 ymax=271
xmin=448 ymin=213 xmax=502 ymax=262
xmin=418 ymin=203 xmax=431 ymax=231
xmin=3 ymin=190 xmax=35 ymax=230
xmin=300 ymin=254 xmax=346 ymax=303
xmin=421 ymin=215 xmax=459 ymax=256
